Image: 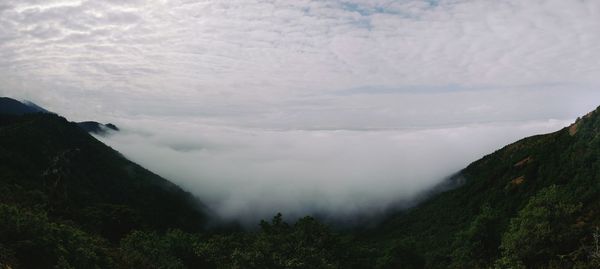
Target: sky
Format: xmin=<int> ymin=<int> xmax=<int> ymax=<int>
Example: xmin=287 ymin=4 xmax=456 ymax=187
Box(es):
xmin=1 ymin=0 xmax=600 ymax=224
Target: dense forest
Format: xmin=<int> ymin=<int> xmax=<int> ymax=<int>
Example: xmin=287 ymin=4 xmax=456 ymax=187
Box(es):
xmin=1 ymin=98 xmax=600 ymax=268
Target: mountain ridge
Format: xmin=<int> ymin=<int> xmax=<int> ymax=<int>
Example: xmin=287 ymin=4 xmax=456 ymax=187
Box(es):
xmin=0 ymin=97 xmax=120 ymax=135
xmin=0 ymin=112 xmax=208 ymax=237
xmin=0 ymin=97 xmax=46 ymax=115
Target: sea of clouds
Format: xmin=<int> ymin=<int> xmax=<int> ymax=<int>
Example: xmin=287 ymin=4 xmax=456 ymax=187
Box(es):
xmin=96 ymin=116 xmax=571 ymax=225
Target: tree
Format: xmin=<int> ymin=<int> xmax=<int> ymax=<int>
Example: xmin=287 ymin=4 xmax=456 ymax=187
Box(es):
xmin=450 ymin=204 xmax=501 ymax=268
xmin=119 ymin=229 xmax=206 ymax=269
xmin=0 ymin=204 xmax=113 ymax=268
xmin=496 ymin=185 xmax=582 ymax=268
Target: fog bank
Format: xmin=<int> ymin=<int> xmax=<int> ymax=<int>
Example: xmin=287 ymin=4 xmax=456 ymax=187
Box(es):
xmin=97 ymin=118 xmax=571 ymax=225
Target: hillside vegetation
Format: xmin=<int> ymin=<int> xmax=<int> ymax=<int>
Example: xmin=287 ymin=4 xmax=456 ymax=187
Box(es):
xmin=373 ymin=107 xmax=600 ymax=268
xmin=0 ymin=113 xmax=207 ymax=268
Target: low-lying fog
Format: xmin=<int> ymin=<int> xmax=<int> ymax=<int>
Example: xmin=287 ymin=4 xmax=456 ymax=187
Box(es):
xmin=96 ymin=117 xmax=571 ymax=226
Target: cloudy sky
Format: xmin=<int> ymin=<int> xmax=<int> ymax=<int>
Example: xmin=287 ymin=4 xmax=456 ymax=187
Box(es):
xmin=1 ymin=0 xmax=600 ymax=223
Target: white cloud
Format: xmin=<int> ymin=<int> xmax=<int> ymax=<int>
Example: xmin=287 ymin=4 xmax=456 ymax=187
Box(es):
xmin=97 ymin=117 xmax=571 ymax=224
xmin=2 ymin=0 xmax=599 ymax=105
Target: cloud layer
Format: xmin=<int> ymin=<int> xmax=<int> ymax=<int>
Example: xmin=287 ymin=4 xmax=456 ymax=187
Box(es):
xmin=2 ymin=0 xmax=600 ymax=120
xmin=1 ymin=0 xmax=600 ymax=223
xmin=96 ymin=117 xmax=571 ymax=224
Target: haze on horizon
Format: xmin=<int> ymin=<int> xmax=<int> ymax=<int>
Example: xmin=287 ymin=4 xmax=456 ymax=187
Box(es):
xmin=1 ymin=0 xmax=600 ymax=224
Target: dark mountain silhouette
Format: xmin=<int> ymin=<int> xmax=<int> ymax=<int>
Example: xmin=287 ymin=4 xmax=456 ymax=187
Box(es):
xmin=0 ymin=97 xmax=119 ymax=135
xmin=0 ymin=112 xmax=208 ymax=267
xmin=0 ymin=97 xmax=46 ymax=115
xmin=77 ymin=121 xmax=120 ymax=135
xmin=0 ymin=112 xmax=207 ymax=233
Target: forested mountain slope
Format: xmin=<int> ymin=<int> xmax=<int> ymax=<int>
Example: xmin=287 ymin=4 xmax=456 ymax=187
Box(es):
xmin=374 ymin=107 xmax=600 ymax=268
xmin=0 ymin=113 xmax=207 ymax=268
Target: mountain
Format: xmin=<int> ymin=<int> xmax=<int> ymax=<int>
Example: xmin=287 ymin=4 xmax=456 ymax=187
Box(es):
xmin=370 ymin=107 xmax=600 ymax=268
xmin=0 ymin=112 xmax=207 ymax=268
xmin=0 ymin=97 xmax=119 ymax=135
xmin=77 ymin=121 xmax=120 ymax=135
xmin=0 ymin=97 xmax=46 ymax=115
xmin=0 ymin=113 xmax=207 ymax=233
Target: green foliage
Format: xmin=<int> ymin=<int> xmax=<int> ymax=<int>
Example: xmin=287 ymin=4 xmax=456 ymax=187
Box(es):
xmin=0 ymin=204 xmax=113 ymax=269
xmin=194 ymin=234 xmax=247 ymax=268
xmin=194 ymin=213 xmax=370 ymax=269
xmin=450 ymin=204 xmax=501 ymax=268
xmin=119 ymin=230 xmax=205 ymax=269
xmin=245 ymin=214 xmax=340 ymax=268
xmin=112 ymin=213 xmax=372 ymax=269
xmin=496 ymin=185 xmax=582 ymax=268
xmin=375 ymin=239 xmax=424 ymax=269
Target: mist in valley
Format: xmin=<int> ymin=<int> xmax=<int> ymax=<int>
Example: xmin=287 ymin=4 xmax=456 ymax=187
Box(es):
xmin=96 ymin=116 xmax=571 ymax=226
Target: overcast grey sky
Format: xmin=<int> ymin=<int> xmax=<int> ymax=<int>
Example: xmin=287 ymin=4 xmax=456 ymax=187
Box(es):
xmin=1 ymin=0 xmax=600 ymax=223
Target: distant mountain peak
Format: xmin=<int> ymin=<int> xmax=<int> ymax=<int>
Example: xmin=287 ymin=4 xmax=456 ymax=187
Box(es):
xmin=77 ymin=121 xmax=120 ymax=135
